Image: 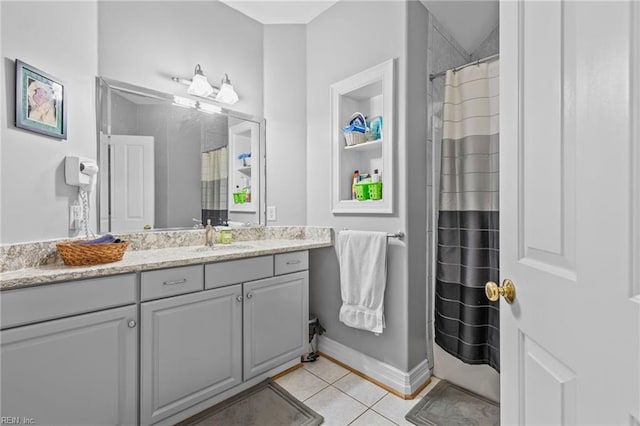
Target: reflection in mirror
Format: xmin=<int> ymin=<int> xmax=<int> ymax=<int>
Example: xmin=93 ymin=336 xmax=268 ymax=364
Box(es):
xmin=97 ymin=78 xmax=265 ymax=233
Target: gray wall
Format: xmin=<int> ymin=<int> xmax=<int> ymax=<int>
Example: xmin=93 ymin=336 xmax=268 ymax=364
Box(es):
xmin=98 ymin=1 xmax=264 ymax=118
xmin=406 ymin=0 xmax=430 ymax=370
xmin=0 ymin=1 xmax=98 ymax=244
xmin=110 ymin=92 xmax=139 ymax=135
xmin=307 ymin=0 xmax=428 ymax=373
xmin=263 ymin=25 xmax=307 ymax=226
xmin=0 ymin=1 xmax=267 ymax=243
xmin=98 ymin=1 xmax=264 ymax=229
xmin=470 ymin=25 xmax=499 ymax=61
xmin=136 ymin=105 xmax=170 ymax=229
xmin=165 ymin=108 xmax=201 ymax=228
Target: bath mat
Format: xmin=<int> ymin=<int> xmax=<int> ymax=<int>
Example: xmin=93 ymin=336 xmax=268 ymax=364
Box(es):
xmin=176 ymin=378 xmax=324 ymax=426
xmin=405 ymin=380 xmax=499 ymax=426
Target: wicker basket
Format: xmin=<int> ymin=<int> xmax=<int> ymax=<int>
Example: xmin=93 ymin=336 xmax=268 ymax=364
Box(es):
xmin=57 ymin=240 xmax=129 ymax=266
xmin=343 ymin=131 xmax=368 ymax=146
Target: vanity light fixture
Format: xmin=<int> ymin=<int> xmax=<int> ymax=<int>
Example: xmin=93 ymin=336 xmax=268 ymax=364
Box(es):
xmin=171 ymin=65 xmax=239 ymax=105
xmin=172 ymin=95 xmax=222 ymax=115
xmin=172 ymin=95 xmax=197 ymax=109
xmin=215 ymin=74 xmax=239 ymax=105
xmin=187 ymin=64 xmax=214 ymax=97
xmin=198 ymin=102 xmax=222 ymax=114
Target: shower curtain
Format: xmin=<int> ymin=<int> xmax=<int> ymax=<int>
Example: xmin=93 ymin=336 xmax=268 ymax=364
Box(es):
xmin=434 ymin=60 xmax=500 ymax=371
xmin=201 ymin=146 xmax=228 ymax=225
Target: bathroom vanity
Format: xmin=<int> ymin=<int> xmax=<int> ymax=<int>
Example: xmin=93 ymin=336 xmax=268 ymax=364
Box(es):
xmin=0 ymin=229 xmax=331 ymax=425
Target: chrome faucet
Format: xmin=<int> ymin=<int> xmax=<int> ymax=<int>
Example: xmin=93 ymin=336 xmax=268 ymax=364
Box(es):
xmin=204 ymin=219 xmax=215 ymax=247
xmin=192 ymin=218 xmax=204 ymax=229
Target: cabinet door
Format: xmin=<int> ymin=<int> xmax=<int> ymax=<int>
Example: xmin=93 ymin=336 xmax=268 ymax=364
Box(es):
xmin=243 ymin=271 xmax=309 ymax=380
xmin=140 ymin=285 xmax=242 ymax=425
xmin=0 ymin=305 xmax=137 ymax=426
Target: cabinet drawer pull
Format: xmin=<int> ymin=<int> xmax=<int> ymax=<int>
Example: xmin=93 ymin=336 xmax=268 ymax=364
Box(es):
xmin=163 ymin=279 xmax=187 ymax=286
xmin=236 ymin=295 xmax=243 ymax=302
xmin=286 ymin=260 xmax=301 ymax=265
xmin=128 ymin=320 xmax=137 ymax=328
xmin=246 ymin=292 xmax=253 ymax=299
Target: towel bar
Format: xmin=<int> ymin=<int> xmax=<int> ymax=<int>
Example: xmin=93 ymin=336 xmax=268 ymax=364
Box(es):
xmin=387 ymin=232 xmax=405 ymax=239
xmin=341 ymin=228 xmax=405 ymax=239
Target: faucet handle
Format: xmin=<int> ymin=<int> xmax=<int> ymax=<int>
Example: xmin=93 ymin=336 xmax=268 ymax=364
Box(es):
xmin=192 ymin=218 xmax=204 ymax=229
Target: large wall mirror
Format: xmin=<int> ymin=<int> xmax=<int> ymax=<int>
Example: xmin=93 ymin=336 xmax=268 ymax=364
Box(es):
xmin=97 ymin=78 xmax=266 ymax=233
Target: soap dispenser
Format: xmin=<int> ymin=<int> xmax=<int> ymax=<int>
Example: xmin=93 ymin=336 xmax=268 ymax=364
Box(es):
xmin=205 ymin=219 xmax=214 ymax=247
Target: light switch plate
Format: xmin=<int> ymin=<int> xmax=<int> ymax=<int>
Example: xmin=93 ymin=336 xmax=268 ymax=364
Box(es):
xmin=267 ymin=206 xmax=277 ymax=221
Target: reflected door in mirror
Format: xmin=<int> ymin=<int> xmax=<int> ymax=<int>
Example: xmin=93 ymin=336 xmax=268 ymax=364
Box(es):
xmin=99 ymin=134 xmax=155 ymax=232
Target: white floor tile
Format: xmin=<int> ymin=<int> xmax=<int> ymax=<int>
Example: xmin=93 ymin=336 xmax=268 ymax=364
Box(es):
xmin=275 ymin=367 xmax=329 ymax=401
xmin=304 ymin=386 xmax=368 ymax=426
xmin=333 ymin=373 xmax=388 ymax=407
xmin=349 ymin=409 xmax=398 ymax=426
xmin=303 ymin=356 xmax=350 ymax=384
xmin=371 ymin=393 xmax=425 ymax=426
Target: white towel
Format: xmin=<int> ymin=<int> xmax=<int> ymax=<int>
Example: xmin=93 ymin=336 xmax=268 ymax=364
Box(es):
xmin=336 ymin=230 xmax=388 ymax=334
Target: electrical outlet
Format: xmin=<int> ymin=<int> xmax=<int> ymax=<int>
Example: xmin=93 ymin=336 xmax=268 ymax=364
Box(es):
xmin=267 ymin=206 xmax=277 ymax=221
xmin=69 ymin=205 xmax=82 ymax=229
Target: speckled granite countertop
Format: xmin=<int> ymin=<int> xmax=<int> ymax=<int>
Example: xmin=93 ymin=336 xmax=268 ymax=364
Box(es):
xmin=0 ymin=227 xmax=333 ymax=290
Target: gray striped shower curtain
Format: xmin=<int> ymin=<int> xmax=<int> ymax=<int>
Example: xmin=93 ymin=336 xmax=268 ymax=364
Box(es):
xmin=201 ymin=147 xmax=228 ymax=225
xmin=435 ymin=60 xmax=500 ymax=371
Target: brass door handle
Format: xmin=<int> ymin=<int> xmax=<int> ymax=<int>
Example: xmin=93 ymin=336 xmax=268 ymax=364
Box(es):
xmin=485 ymin=279 xmax=516 ymax=304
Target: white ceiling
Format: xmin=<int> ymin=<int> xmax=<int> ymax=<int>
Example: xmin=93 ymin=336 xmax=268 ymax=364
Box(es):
xmin=220 ymin=0 xmax=498 ymax=55
xmin=219 ymin=0 xmax=339 ymax=24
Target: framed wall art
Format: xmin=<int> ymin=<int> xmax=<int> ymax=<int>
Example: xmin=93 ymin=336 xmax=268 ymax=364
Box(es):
xmin=15 ymin=60 xmax=67 ymax=139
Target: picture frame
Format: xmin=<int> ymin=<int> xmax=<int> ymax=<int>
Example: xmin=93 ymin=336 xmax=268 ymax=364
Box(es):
xmin=15 ymin=60 xmax=67 ymax=139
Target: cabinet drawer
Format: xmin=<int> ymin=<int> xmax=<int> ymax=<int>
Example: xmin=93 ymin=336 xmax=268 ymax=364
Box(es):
xmin=141 ymin=265 xmax=203 ymax=301
xmin=1 ymin=274 xmax=136 ymax=329
xmin=275 ymin=251 xmax=309 ymax=275
xmin=205 ymin=256 xmax=273 ymax=289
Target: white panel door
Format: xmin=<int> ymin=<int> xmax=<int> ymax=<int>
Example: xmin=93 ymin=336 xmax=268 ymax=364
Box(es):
xmin=500 ymin=1 xmax=639 ymax=424
xmin=100 ymin=134 xmax=154 ymax=232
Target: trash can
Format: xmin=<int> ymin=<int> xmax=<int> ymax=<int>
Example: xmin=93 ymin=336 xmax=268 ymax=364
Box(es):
xmin=302 ymin=314 xmax=324 ymax=363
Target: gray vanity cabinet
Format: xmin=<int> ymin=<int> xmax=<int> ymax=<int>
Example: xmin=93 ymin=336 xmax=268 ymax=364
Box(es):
xmin=0 ymin=274 xmax=138 ymax=426
xmin=243 ymin=270 xmax=309 ymax=380
xmin=0 ymin=305 xmax=138 ymax=425
xmin=140 ymin=284 xmax=243 ymax=426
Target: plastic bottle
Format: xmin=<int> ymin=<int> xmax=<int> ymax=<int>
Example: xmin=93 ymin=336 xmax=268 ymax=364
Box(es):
xmin=351 ymin=170 xmax=360 ymax=200
xmin=372 ymin=169 xmax=381 ymax=182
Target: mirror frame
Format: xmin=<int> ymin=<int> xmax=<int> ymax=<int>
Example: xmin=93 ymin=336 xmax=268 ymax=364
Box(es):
xmin=95 ymin=77 xmax=267 ymax=231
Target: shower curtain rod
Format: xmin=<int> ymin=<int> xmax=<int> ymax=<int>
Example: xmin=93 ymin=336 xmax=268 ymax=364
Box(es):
xmin=429 ymin=53 xmax=500 ymax=81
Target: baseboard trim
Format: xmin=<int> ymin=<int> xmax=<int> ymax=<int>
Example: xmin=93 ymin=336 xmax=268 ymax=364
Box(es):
xmin=271 ymin=362 xmax=303 ymax=380
xmin=317 ymin=336 xmax=431 ymax=398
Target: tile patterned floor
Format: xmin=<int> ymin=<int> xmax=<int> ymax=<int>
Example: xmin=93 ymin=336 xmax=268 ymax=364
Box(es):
xmin=275 ymin=356 xmax=441 ymax=426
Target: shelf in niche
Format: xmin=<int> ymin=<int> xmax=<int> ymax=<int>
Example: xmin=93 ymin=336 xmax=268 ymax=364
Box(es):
xmin=343 ymin=139 xmax=382 ymax=152
xmin=331 ymin=58 xmax=394 ymax=215
xmin=340 ymin=199 xmax=385 ymax=204
xmin=237 ymin=166 xmax=252 ymax=174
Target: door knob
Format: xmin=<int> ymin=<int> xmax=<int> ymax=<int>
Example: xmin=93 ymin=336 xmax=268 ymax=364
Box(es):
xmin=485 ymin=279 xmax=516 ymax=304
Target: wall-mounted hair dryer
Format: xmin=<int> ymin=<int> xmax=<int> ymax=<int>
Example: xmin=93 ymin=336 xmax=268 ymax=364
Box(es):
xmin=65 ymin=156 xmax=99 ymax=192
xmin=65 ymin=156 xmax=99 ymax=238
